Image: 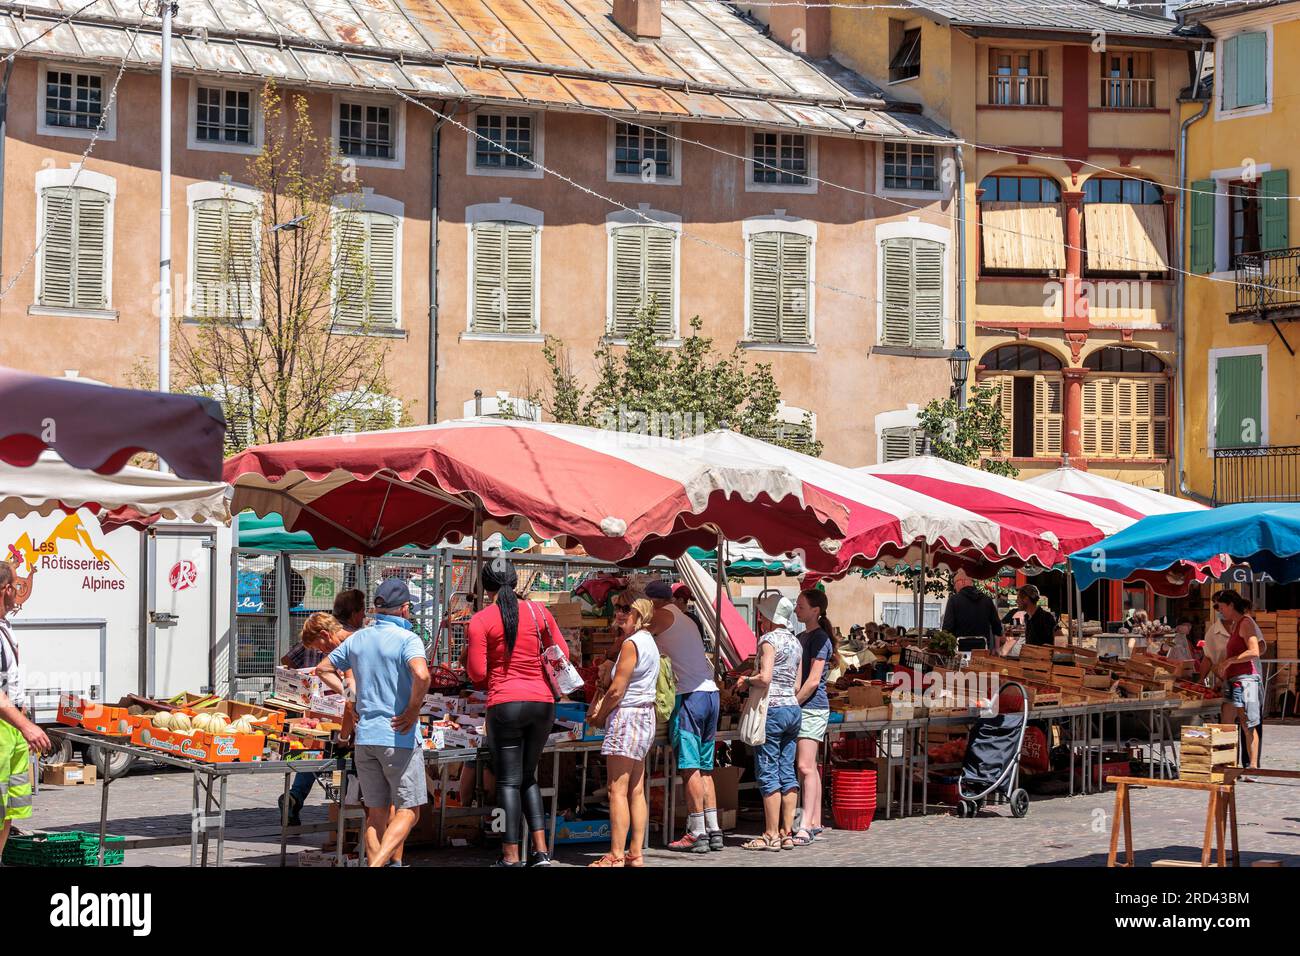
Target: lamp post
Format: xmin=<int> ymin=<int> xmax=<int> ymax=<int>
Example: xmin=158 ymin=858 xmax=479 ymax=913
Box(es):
xmin=949 ymin=346 xmax=971 ymax=407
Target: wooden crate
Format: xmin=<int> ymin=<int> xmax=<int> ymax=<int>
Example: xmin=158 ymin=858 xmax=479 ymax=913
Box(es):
xmin=1180 ymin=723 xmax=1238 ymax=782
xmin=1019 ymin=645 xmax=1053 ymax=662
xmin=1183 ymin=723 xmax=1238 ymax=747
xmin=1178 ymin=770 xmax=1229 ymax=784
xmin=1053 ymin=664 xmax=1087 ymax=684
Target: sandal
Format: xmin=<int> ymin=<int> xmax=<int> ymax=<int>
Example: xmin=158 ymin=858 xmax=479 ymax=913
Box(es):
xmin=790 ymin=828 xmax=815 ymax=847
xmin=587 ymin=853 xmax=625 ymax=867
xmin=741 ymin=835 xmax=781 ymax=851
xmin=809 ymin=826 xmax=826 ymax=841
xmin=625 ymin=853 xmax=645 ymax=868
xmin=779 ymin=831 xmax=796 ymax=850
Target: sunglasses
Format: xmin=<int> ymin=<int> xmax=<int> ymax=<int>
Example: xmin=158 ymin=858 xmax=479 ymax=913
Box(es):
xmin=614 ymin=605 xmax=631 ymax=614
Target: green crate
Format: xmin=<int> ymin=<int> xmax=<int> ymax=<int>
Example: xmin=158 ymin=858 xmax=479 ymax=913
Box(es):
xmin=2 ymin=830 xmax=124 ymax=867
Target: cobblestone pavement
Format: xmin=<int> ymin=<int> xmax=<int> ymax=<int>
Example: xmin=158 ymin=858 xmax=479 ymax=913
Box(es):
xmin=19 ymin=724 xmax=1300 ymax=868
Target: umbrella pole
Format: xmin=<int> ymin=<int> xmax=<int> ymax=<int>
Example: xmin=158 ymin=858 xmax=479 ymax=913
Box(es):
xmin=916 ymin=541 xmax=928 ymax=634
xmin=713 ymin=530 xmax=726 ymax=683
xmin=472 ymin=504 xmax=484 ymax=612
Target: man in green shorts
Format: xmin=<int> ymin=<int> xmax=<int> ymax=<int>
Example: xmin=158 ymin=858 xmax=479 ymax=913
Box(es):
xmin=0 ymin=562 xmax=51 ymax=860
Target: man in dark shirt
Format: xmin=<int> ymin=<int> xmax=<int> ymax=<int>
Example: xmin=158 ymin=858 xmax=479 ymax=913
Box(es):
xmin=941 ymin=569 xmax=1003 ymax=651
xmin=1019 ymin=584 xmax=1058 ymax=647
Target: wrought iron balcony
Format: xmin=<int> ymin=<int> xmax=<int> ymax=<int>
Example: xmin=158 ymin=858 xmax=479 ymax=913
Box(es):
xmin=1233 ymin=248 xmax=1300 ymax=320
xmin=1213 ymin=445 xmax=1300 ymax=505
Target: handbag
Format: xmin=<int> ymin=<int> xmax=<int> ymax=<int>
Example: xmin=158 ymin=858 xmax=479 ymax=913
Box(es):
xmin=738 ymin=687 xmax=769 ymax=747
xmin=525 ymin=601 xmax=585 ymax=697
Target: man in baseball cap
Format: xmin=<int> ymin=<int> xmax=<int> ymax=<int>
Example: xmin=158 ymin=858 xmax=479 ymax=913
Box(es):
xmin=316 ymin=577 xmax=429 ymax=867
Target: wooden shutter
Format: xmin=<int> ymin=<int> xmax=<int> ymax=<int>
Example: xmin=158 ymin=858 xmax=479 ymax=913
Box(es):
xmin=1222 ymin=35 xmax=1238 ymax=109
xmin=335 ymin=214 xmax=368 ymax=326
xmin=1114 ymin=378 xmax=1136 ymax=457
xmin=1190 ymin=180 xmax=1216 ymax=274
xmin=193 ymin=199 xmax=256 ymax=319
xmin=982 ymin=375 xmax=1014 ymax=455
xmin=980 ymin=202 xmax=1065 ymax=272
xmin=367 ymin=215 xmax=398 ymax=328
xmin=881 ymin=426 xmax=920 ymax=462
xmin=778 ymin=233 xmax=811 ymax=344
xmin=1084 ymin=203 xmax=1169 ymax=273
xmin=881 ymin=239 xmax=913 ymax=346
xmin=1260 ymin=169 xmax=1289 ymax=252
xmin=1033 ymin=375 xmax=1063 ymax=456
xmin=503 ymin=223 xmax=537 ymax=334
xmin=39 ymin=190 xmax=76 ymax=308
xmin=1215 ymin=353 xmax=1263 ymax=448
xmin=611 ymin=226 xmax=675 ymax=336
xmin=912 ymin=239 xmax=943 ymax=347
xmin=40 ymin=187 xmax=108 ymax=309
xmin=1235 ymin=32 xmax=1267 ymax=108
xmin=1152 ymin=378 xmax=1169 ymax=457
xmin=749 ymin=232 xmax=781 ymax=342
xmin=1081 ymin=379 xmax=1100 ymax=457
xmin=471 ymin=223 xmax=505 ymax=333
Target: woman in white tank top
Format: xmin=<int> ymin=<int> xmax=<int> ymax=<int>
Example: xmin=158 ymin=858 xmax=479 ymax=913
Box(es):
xmin=588 ymin=598 xmax=663 ymax=866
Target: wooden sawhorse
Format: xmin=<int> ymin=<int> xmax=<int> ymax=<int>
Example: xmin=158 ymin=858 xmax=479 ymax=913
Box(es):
xmin=1106 ymin=775 xmax=1238 ymax=868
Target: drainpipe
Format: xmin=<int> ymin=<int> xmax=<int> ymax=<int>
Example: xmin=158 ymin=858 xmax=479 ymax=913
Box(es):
xmin=0 ymin=58 xmax=13 ymax=292
xmin=1175 ymin=40 xmax=1212 ymax=503
xmin=427 ymin=106 xmax=448 ymax=424
xmin=955 ymin=144 xmax=969 ymax=409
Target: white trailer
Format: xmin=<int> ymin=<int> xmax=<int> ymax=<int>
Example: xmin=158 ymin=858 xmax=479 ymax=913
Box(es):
xmin=3 ymin=508 xmax=232 ymax=771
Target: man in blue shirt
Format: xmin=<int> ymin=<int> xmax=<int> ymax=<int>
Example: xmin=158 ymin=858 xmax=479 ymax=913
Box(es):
xmin=317 ymin=578 xmax=430 ymax=867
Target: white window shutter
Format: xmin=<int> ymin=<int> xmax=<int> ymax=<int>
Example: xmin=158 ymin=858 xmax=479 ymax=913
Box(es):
xmin=778 ymin=233 xmax=811 ymax=344
xmin=912 ymin=239 xmax=944 ymax=347
xmin=40 ymin=190 xmax=76 ymax=308
xmin=335 ymin=214 xmax=368 ymax=326
xmin=611 ymin=227 xmax=645 ymax=335
xmin=749 ymin=232 xmax=781 ymax=342
xmin=74 ymin=190 xmax=108 ymax=309
xmin=191 ymin=201 xmax=225 ymax=318
xmin=471 ymin=223 xmax=505 ymax=334
xmin=503 ymin=223 xmax=537 ymax=334
xmin=882 ymin=425 xmax=921 ymax=462
xmin=644 ymin=226 xmax=675 ymax=336
xmin=367 ymin=215 xmax=398 ymax=328
xmin=881 ymin=239 xmax=913 ymax=346
xmin=226 ymin=201 xmax=257 ymax=318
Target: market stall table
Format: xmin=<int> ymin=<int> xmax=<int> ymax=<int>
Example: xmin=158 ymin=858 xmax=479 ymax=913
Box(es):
xmin=50 ymin=728 xmax=348 ymax=867
xmin=1106 ymin=775 xmax=1239 ymax=868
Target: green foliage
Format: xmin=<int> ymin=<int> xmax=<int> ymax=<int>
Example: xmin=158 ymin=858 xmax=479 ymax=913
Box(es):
xmin=915 ymin=384 xmax=1018 ymax=478
xmin=529 ymin=303 xmax=822 ymax=456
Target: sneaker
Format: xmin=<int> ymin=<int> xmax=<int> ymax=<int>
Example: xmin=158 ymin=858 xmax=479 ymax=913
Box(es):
xmin=277 ymin=793 xmax=302 ymax=828
xmin=384 ymin=860 xmax=408 ymax=868
xmin=668 ymin=831 xmax=711 ymax=854
xmin=491 ymin=858 xmax=525 ymax=867
xmin=527 ymin=851 xmax=554 ymax=867
xmin=708 ymin=830 xmax=725 ymax=851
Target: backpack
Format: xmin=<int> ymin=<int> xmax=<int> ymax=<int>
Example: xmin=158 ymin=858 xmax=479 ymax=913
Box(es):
xmin=655 ymin=655 xmax=677 ymax=723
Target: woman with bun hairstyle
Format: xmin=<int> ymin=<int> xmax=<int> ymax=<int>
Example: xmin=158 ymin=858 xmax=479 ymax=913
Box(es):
xmin=1212 ymin=589 xmax=1263 ymax=768
xmin=466 ymin=554 xmax=570 ymax=867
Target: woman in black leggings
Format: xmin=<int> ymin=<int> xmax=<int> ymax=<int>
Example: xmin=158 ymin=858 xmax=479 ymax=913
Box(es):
xmin=466 ymin=556 xmax=569 ymax=867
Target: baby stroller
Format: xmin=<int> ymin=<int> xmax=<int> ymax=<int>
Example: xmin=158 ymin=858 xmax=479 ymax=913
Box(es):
xmin=955 ymin=680 xmax=1030 ymax=819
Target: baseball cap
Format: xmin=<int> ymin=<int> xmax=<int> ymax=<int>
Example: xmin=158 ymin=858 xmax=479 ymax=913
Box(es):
xmin=374 ymin=578 xmax=413 ymax=609
xmin=671 ymin=582 xmax=691 ymax=600
xmin=645 ymin=580 xmax=673 ymax=600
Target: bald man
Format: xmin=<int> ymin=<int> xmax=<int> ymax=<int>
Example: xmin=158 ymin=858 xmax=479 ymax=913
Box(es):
xmin=941 ymin=569 xmax=1003 ymax=653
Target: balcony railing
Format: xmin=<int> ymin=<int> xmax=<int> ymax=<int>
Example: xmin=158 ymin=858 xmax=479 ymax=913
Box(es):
xmin=1100 ymin=77 xmax=1155 ymax=109
xmin=988 ymin=75 xmax=1049 ymax=106
xmin=1213 ymin=445 xmax=1300 ymax=505
xmin=1233 ymin=247 xmax=1300 ymax=316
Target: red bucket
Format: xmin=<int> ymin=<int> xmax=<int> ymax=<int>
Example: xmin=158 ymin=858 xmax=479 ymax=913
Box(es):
xmin=833 ymin=805 xmax=875 ymax=830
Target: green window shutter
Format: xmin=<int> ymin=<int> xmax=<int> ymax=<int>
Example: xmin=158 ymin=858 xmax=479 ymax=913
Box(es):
xmin=471 ymin=223 xmax=505 ymax=334
xmin=1190 ymin=179 xmax=1216 ymax=274
xmin=1215 ymin=353 xmax=1263 ymax=448
xmin=1235 ymin=32 xmax=1267 ymax=108
xmin=881 ymin=239 xmax=913 ymax=346
xmin=749 ymin=232 xmax=781 ymax=342
xmin=912 ymin=239 xmax=944 ymax=347
xmin=39 ymin=190 xmax=76 ymax=308
xmin=225 ymin=201 xmax=257 ymax=318
xmin=1221 ymin=35 xmax=1238 ymax=109
xmin=778 ymin=233 xmax=811 ymax=344
xmin=1260 ymin=169 xmax=1289 ymax=252
xmin=503 ymin=223 xmax=537 ymax=334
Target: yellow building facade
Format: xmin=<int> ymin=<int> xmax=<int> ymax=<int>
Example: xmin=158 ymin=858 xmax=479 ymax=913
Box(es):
xmin=1180 ymin=1 xmax=1300 ymax=505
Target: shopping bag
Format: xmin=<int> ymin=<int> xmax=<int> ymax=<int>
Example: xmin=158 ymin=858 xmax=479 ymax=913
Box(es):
xmin=738 ymin=689 xmax=768 ymax=747
xmin=526 ymin=601 xmax=586 ymax=697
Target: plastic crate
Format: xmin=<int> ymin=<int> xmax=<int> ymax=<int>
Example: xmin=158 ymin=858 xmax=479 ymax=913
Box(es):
xmin=2 ymin=830 xmax=124 ymax=867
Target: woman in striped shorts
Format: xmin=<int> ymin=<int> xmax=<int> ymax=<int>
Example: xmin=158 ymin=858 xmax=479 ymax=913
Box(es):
xmin=588 ymin=597 xmax=663 ymax=867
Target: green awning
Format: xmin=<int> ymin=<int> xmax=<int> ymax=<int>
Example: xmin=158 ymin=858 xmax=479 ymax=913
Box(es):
xmin=236 ymin=512 xmax=534 ymax=553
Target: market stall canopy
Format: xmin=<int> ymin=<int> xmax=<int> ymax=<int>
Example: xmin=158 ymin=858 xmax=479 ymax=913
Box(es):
xmin=687 ymin=542 xmax=804 ymax=576
xmin=237 ymin=511 xmax=534 ymax=553
xmin=859 ymin=455 xmax=1131 ymax=570
xmin=673 ymin=431 xmax=1003 ymax=576
xmin=1070 ymin=503 xmax=1300 ymax=589
xmin=0 ymin=367 xmax=226 ymax=480
xmin=674 ymin=551 xmax=757 ymax=667
xmin=224 ymin=419 xmax=850 ymax=565
xmin=0 ymin=452 xmax=229 ymax=528
xmin=1026 ymin=465 xmax=1228 ymax=593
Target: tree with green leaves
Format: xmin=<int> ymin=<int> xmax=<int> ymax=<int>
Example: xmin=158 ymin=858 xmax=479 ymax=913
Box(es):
xmin=526 ymin=303 xmax=822 ymax=456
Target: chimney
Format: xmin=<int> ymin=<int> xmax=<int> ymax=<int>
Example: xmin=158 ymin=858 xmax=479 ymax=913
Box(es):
xmin=613 ymin=0 xmax=661 ymax=39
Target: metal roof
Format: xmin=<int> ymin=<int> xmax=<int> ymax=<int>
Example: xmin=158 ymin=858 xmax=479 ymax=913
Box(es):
xmin=904 ymin=0 xmax=1187 ymax=38
xmin=0 ymin=0 xmax=957 ymax=141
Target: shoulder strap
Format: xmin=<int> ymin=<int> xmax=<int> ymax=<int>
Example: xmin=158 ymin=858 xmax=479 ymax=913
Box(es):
xmin=523 ymin=601 xmax=552 ymax=650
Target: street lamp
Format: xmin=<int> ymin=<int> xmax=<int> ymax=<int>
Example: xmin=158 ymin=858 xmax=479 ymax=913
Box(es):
xmin=949 ymin=346 xmax=972 ymax=405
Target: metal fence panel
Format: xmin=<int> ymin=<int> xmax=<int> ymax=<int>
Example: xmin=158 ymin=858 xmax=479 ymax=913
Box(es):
xmin=364 ymin=552 xmax=443 ymax=657
xmin=233 ymin=551 xmax=278 ymax=680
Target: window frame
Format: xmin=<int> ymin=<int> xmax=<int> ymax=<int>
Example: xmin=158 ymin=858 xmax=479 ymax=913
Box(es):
xmin=184 ymin=180 xmax=263 ymax=324
xmin=988 ymin=48 xmax=1049 ymax=106
xmin=1099 ymin=50 xmax=1155 ymax=109
xmin=466 ymin=109 xmax=545 ymax=180
xmin=878 ymin=142 xmax=948 ymax=199
xmin=604 ymin=208 xmax=682 ymax=341
xmin=464 ymin=200 xmax=544 ymax=341
xmin=187 ymin=79 xmax=262 ymax=155
xmin=331 ymin=94 xmax=405 ymax=170
xmin=745 ymin=129 xmax=818 ymax=195
xmin=1216 ymin=27 xmax=1273 ymax=120
xmin=330 ymin=190 xmax=405 ymax=333
xmin=37 ymin=63 xmax=116 ymax=141
xmin=605 ymin=119 xmax=681 ymax=186
xmin=742 ymin=214 xmax=816 ymax=349
xmin=1208 ymin=345 xmax=1268 ymax=451
xmin=875 ymin=220 xmax=951 ymax=352
xmin=889 ymin=26 xmax=922 ymax=83
xmin=31 ymin=165 xmax=116 ymax=318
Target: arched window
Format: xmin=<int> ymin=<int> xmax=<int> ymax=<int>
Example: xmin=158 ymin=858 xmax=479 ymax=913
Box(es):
xmin=978 ymin=174 xmax=1064 ymax=275
xmin=981 ymin=344 xmax=1062 ymax=371
xmin=1083 ymin=346 xmax=1165 ymax=373
xmin=1081 ymin=348 xmax=1169 ymax=459
xmin=978 ymin=345 xmax=1062 ymax=459
xmin=1082 ymin=177 xmax=1168 ymax=275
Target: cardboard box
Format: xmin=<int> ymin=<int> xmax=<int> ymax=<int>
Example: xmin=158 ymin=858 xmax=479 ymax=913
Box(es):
xmin=298 ymin=849 xmax=362 ymax=867
xmin=847 ymin=684 xmax=886 ymax=708
xmin=130 ymin=722 xmax=266 ymax=763
xmin=711 ymin=765 xmax=746 ymax=811
xmin=41 ymin=762 xmax=96 ymax=786
xmin=306 ymin=692 xmax=346 ymax=718
xmin=274 ymin=666 xmax=323 ymax=706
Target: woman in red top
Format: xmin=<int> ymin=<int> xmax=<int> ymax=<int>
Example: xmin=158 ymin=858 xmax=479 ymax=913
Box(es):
xmin=1212 ymin=589 xmax=1263 ymax=768
xmin=466 ymin=556 xmax=569 ymax=867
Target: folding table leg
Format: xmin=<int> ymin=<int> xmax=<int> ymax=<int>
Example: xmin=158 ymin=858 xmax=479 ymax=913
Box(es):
xmin=1201 ymin=790 xmax=1219 ymax=867
xmin=190 ymin=770 xmax=202 ymax=867
xmin=280 ymin=771 xmax=291 ymax=867
xmin=1107 ymin=783 xmax=1125 ymax=867
xmin=1229 ymin=791 xmax=1240 ymax=867
xmin=216 ymin=776 xmax=229 ymax=868
xmin=1121 ymin=784 xmax=1133 ymax=867
xmin=98 ymin=765 xmax=111 ymax=868
xmin=1215 ymin=790 xmax=1228 ymax=868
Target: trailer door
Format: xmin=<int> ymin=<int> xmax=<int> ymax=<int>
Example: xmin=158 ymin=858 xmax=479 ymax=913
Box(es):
xmin=147 ymin=529 xmax=216 ymax=697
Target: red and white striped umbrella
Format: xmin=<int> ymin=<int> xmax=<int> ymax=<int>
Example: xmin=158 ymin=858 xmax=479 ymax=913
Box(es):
xmin=223 ymin=419 xmax=850 ymax=565
xmin=1025 ymin=465 xmax=1229 ymax=591
xmin=676 ymin=431 xmax=1004 ymax=575
xmin=860 ymin=456 xmax=1131 ymax=570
